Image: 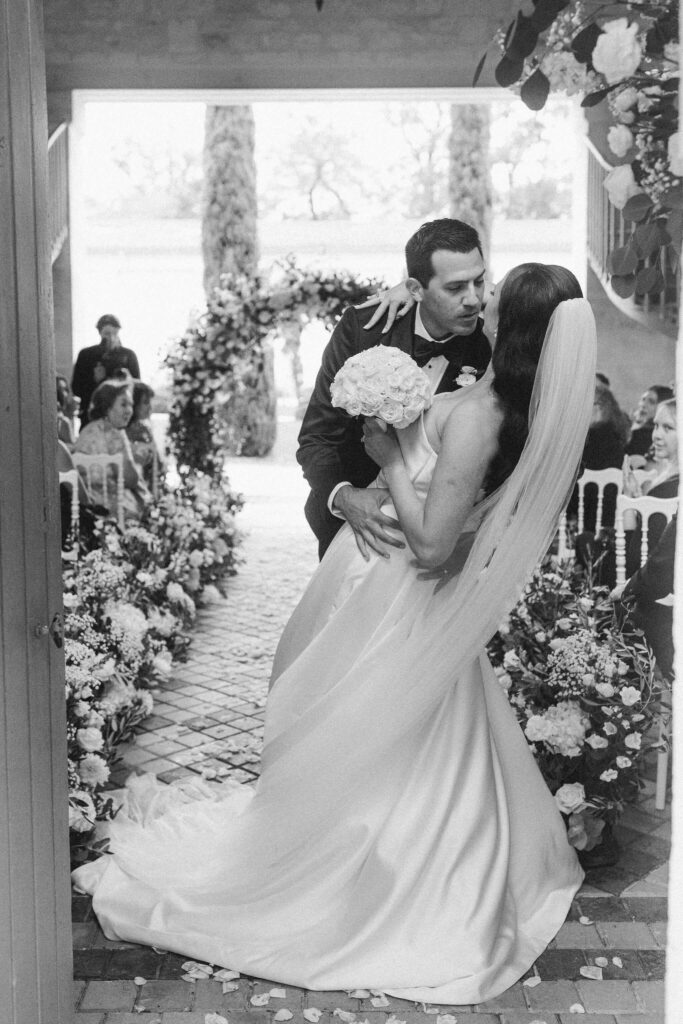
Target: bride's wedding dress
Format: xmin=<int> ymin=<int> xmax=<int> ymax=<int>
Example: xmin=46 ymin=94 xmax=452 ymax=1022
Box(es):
xmin=73 ymin=300 xmax=596 ymax=1005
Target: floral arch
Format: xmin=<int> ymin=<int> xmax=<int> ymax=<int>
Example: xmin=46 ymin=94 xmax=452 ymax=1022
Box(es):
xmin=166 ymin=258 xmax=386 ymax=476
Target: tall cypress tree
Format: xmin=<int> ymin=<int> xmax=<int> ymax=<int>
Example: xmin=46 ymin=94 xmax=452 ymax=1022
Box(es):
xmin=202 ymin=106 xmax=275 ymax=457
xmin=448 ymin=105 xmax=493 ymax=262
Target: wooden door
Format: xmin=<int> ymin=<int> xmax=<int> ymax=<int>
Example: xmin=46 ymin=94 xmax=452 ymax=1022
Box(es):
xmin=0 ymin=0 xmax=73 ymax=1021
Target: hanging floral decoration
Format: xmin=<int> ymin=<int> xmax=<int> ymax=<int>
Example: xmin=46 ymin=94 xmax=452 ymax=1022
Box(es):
xmin=487 ymin=557 xmax=662 ymax=851
xmin=477 ymin=0 xmax=680 ymax=301
xmin=166 ymin=257 xmax=385 ymax=478
xmin=66 ymin=474 xmax=243 ymax=864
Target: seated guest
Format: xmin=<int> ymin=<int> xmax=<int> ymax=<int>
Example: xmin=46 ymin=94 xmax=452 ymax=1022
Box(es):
xmin=610 ymin=514 xmax=676 ymax=679
xmin=126 ymin=381 xmax=165 ymax=493
xmin=621 ymin=397 xmax=678 ymax=578
xmin=56 ymin=374 xmax=78 ymax=449
xmin=73 ymin=379 xmax=151 ymax=522
xmin=625 ymin=384 xmax=674 ymax=458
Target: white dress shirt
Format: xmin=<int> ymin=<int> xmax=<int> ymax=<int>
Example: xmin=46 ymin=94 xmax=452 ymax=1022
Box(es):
xmin=328 ymin=305 xmax=453 ymax=517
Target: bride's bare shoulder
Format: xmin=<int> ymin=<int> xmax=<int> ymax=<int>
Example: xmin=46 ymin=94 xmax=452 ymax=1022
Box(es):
xmin=441 ymin=385 xmax=502 ymax=438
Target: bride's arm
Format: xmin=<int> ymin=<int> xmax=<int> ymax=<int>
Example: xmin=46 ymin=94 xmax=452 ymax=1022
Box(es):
xmin=363 ymin=404 xmax=498 ymax=568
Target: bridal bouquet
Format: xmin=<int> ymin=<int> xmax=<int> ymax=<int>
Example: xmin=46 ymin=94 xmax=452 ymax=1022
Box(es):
xmin=330 ymin=346 xmax=431 ymax=429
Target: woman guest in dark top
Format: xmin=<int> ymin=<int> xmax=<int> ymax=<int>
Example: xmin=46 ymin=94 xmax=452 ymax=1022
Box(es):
xmin=625 ymin=384 xmax=674 ymax=460
xmin=568 ymin=380 xmax=629 ymax=534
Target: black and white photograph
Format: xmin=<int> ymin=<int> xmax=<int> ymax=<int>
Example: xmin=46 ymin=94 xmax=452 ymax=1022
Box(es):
xmin=2 ymin=2 xmax=681 ymax=1022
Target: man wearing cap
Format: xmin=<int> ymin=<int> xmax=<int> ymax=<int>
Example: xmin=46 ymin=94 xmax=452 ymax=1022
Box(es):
xmin=71 ymin=314 xmax=141 ymax=425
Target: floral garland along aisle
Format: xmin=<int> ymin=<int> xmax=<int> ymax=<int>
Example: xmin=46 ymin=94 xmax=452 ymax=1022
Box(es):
xmin=66 ymin=475 xmax=243 ymax=864
xmin=481 ymin=0 xmax=680 ymax=301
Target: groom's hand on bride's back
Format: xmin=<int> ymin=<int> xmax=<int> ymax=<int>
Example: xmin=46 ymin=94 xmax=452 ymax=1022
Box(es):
xmin=333 ymin=486 xmax=405 ymax=561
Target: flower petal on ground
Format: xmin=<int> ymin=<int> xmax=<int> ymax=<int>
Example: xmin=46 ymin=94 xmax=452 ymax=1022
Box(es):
xmin=347 ymin=990 xmax=371 ymax=998
xmin=612 ymin=956 xmax=624 ymax=968
xmin=304 ymin=1010 xmax=323 ymax=1023
xmin=523 ymin=976 xmax=542 ymax=987
xmin=371 ymin=995 xmax=389 ymax=1008
xmin=594 ymin=957 xmax=609 ymax=968
xmin=205 ymin=1015 xmax=229 ymax=1024
xmin=251 ymin=993 xmax=271 ymax=1006
xmin=580 ymin=966 xmax=603 ymax=980
xmin=274 ymin=1011 xmax=294 ymax=1022
xmin=333 ymin=1011 xmax=356 ymax=1022
xmin=569 ymin=1003 xmax=586 ymax=1013
xmin=134 ymin=977 xmax=147 ymax=986
xmin=214 ymin=968 xmax=240 ymax=981
xmin=578 ymin=915 xmax=593 ymax=925
xmin=270 ymin=988 xmax=287 ymax=999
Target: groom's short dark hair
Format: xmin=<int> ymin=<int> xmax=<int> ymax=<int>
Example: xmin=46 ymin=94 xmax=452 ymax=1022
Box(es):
xmin=406 ymin=219 xmax=483 ymax=287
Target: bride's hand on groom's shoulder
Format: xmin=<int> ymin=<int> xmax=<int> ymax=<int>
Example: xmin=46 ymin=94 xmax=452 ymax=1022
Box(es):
xmin=356 ymin=282 xmax=414 ymax=333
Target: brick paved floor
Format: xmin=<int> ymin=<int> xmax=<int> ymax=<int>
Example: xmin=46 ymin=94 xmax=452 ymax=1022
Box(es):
xmin=74 ymin=418 xmax=670 ymax=1023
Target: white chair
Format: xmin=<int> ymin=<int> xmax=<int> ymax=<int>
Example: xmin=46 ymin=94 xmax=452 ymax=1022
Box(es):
xmin=615 ymin=492 xmax=678 ymax=810
xmin=59 ymin=468 xmax=79 ymax=561
xmin=576 ymin=467 xmax=623 ymax=534
xmin=556 ymin=467 xmax=623 ymax=560
xmin=72 ymin=452 xmax=125 ymax=531
xmin=614 ymin=494 xmax=678 ymax=587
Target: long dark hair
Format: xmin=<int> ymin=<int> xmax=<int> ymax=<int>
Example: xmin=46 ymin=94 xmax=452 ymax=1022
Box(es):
xmin=485 ymin=263 xmax=583 ymax=494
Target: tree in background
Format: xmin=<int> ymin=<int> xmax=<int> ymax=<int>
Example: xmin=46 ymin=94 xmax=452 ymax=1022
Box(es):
xmin=448 ymin=105 xmax=493 ymax=260
xmin=202 ymin=106 xmax=275 ymax=457
xmin=385 ymin=104 xmax=450 ymax=218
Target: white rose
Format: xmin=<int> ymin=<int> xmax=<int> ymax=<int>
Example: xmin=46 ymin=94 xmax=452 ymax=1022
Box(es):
xmin=189 ymin=549 xmax=204 ymax=568
xmin=586 ymin=733 xmax=609 ymax=749
xmin=608 ymin=124 xmax=634 ymax=159
xmin=603 ymin=722 xmax=618 ymax=736
xmin=592 ymin=19 xmax=643 ymax=84
xmin=616 ymin=755 xmax=632 ymax=768
xmin=77 ymin=727 xmax=104 ymax=752
xmin=554 ymin=782 xmax=586 ymax=814
xmin=595 ymin=682 xmax=615 ymax=698
xmin=668 ymin=133 xmax=683 ymax=177
xmin=535 ymin=631 xmax=546 ymax=643
xmin=603 ymin=164 xmax=644 ymax=210
xmin=620 ymin=686 xmax=641 ymax=707
xmin=557 ymin=618 xmax=573 ymax=631
xmin=614 ymin=86 xmax=638 ymax=113
xmin=582 ymin=673 xmax=596 ymax=687
xmin=625 ymin=732 xmax=642 ymax=750
xmin=600 ymin=769 xmax=619 ymax=782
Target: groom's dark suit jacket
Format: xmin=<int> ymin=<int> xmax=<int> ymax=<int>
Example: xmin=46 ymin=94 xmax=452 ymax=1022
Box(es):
xmin=296 ymin=304 xmax=491 ymax=558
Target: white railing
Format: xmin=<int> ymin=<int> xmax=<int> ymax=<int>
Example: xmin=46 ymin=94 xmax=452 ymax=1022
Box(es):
xmin=586 ymin=137 xmax=678 ymax=329
xmin=48 ymin=123 xmax=69 ymax=264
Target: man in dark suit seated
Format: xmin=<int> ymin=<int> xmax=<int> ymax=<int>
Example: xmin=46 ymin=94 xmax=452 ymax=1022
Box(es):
xmin=296 ymin=218 xmax=492 ymax=560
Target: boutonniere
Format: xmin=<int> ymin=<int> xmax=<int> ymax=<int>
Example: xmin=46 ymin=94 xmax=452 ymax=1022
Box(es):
xmin=455 ymin=365 xmax=478 ymax=387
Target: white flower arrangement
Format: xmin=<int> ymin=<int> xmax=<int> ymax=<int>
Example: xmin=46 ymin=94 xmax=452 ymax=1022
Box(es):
xmin=488 ymin=557 xmax=661 ymax=852
xmin=330 ymin=347 xmax=431 ymax=430
xmin=489 ymin=0 xmax=681 ymax=303
xmin=65 ymin=470 xmax=244 ymax=865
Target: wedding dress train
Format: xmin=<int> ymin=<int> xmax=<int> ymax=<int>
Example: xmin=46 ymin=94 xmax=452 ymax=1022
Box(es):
xmin=73 ymin=407 xmax=584 ymax=1005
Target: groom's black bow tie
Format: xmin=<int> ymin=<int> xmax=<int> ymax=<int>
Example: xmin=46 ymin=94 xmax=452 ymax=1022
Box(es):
xmin=412 ymin=335 xmax=465 ymax=366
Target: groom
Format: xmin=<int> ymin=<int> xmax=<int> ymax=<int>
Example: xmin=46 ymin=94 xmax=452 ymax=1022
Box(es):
xmin=297 ymin=218 xmax=491 ymax=559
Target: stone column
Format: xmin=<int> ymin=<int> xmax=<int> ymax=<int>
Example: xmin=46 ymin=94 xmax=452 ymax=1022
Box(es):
xmin=0 ymin=0 xmax=73 ymax=1022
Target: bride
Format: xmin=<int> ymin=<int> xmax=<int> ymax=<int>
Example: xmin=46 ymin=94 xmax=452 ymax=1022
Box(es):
xmin=73 ymin=263 xmax=597 ymax=1005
